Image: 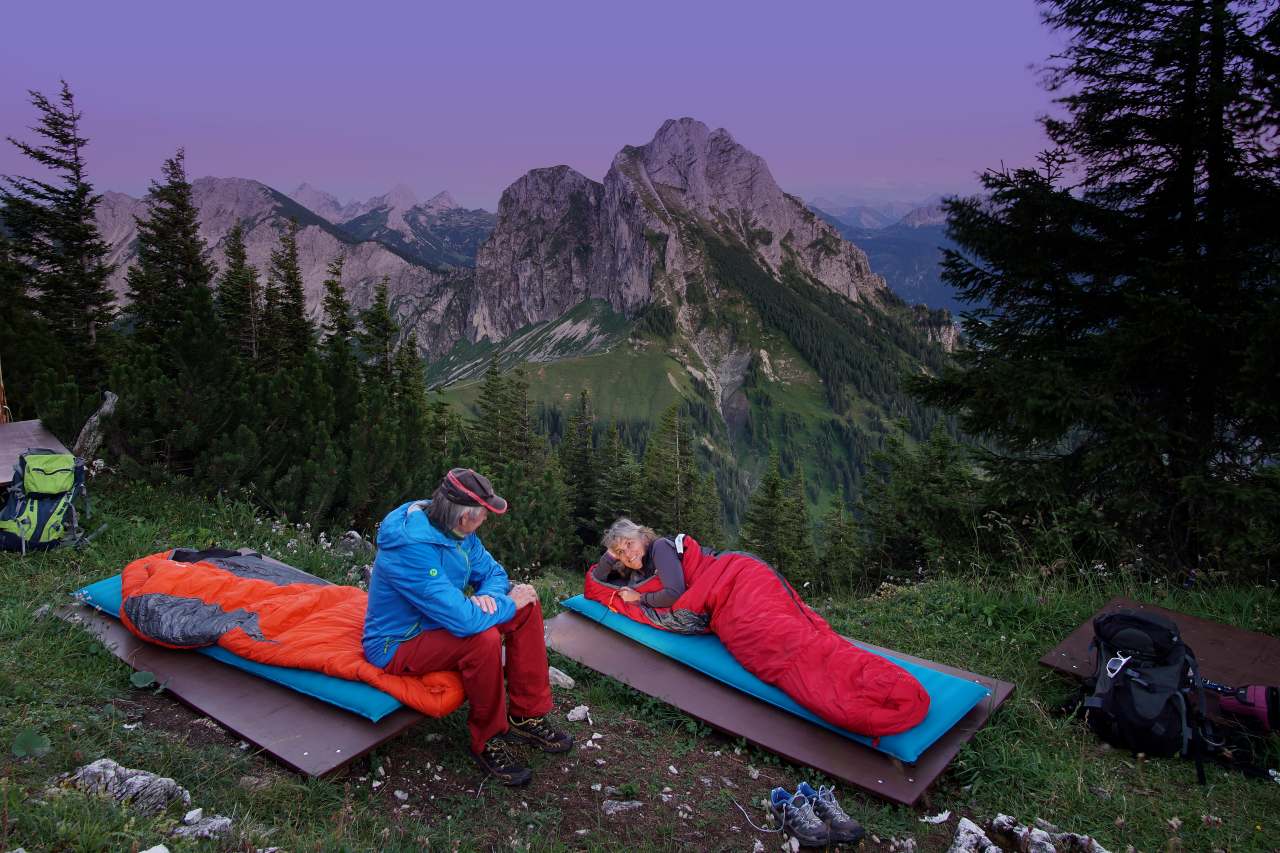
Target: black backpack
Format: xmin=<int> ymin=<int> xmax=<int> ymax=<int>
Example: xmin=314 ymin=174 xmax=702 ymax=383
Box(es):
xmin=1083 ymin=609 xmax=1211 ymax=782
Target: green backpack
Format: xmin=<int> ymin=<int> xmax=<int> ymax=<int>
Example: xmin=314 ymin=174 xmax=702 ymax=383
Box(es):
xmin=0 ymin=448 xmax=88 ymax=553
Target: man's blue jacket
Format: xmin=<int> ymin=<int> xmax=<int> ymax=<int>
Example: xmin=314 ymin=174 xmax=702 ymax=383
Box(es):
xmin=362 ymin=500 xmax=516 ymax=668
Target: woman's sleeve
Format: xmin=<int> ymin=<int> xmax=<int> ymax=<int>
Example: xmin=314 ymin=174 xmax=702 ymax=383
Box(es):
xmin=640 ymin=539 xmax=686 ymax=608
xmin=591 ymin=554 xmax=620 ymax=583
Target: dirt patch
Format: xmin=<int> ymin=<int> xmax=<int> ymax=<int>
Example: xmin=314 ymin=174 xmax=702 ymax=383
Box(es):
xmin=117 ymin=690 xmax=923 ymax=849
xmin=113 ymin=691 xmax=246 ymax=752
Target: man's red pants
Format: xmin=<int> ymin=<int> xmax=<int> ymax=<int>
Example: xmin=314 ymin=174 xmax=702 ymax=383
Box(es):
xmin=386 ymin=601 xmax=553 ymax=754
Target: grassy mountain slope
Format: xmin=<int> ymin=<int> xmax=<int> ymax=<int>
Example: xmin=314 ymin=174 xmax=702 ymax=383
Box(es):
xmin=431 ymin=230 xmax=953 ymax=530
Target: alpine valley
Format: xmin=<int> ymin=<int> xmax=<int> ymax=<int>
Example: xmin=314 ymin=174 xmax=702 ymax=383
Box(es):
xmin=95 ymin=118 xmax=958 ymax=526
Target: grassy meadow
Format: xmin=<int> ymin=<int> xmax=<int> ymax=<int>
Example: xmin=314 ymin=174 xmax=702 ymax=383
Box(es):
xmin=2 ymin=474 xmax=1278 ymax=851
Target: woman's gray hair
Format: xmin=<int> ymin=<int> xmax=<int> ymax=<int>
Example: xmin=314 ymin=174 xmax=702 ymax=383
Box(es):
xmin=427 ymin=484 xmax=486 ymax=532
xmin=602 ymin=518 xmax=657 ymax=551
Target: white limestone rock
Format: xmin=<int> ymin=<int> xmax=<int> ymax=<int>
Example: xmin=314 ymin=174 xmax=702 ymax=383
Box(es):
xmin=601 ymin=799 xmax=644 ymax=816
xmin=547 ymin=666 xmax=575 ymax=689
xmin=62 ymin=758 xmax=190 ymax=816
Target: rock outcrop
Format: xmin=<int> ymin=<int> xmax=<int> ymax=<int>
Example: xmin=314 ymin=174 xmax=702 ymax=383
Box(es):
xmin=466 ymin=118 xmax=886 ymax=346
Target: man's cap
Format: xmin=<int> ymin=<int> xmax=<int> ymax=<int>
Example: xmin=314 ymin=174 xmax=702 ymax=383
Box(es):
xmin=441 ymin=467 xmax=508 ymax=514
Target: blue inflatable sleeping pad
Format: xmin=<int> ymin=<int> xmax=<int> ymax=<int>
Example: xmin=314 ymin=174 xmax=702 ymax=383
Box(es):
xmin=75 ymin=574 xmax=403 ymax=722
xmin=560 ymin=595 xmax=990 ymax=763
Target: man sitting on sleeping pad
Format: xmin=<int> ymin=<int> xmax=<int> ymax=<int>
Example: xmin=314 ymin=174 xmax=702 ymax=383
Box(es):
xmin=362 ymin=468 xmax=572 ymax=785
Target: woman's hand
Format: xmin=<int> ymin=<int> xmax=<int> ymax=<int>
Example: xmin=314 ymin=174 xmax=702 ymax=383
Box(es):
xmin=618 ymin=588 xmax=641 ymax=604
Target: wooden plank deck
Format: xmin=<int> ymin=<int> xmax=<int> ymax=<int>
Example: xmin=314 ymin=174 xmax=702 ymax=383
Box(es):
xmin=60 ymin=603 xmax=425 ymax=777
xmin=1040 ymin=596 xmax=1280 ymax=721
xmin=546 ymin=611 xmax=1014 ymax=806
xmin=0 ymin=419 xmax=69 ymax=487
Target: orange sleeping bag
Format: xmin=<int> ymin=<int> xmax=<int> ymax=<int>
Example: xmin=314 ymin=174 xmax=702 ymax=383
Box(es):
xmin=119 ymin=548 xmax=463 ymax=717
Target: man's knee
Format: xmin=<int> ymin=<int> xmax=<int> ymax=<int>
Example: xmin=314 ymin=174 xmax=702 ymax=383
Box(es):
xmin=474 ymin=627 xmax=502 ymax=654
xmin=507 ymin=600 xmax=544 ymax=632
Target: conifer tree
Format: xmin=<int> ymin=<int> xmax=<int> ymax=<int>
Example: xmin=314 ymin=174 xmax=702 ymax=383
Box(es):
xmin=346 ymin=277 xmax=418 ymax=525
xmin=483 ymin=438 xmax=573 ymax=573
xmin=594 ymin=422 xmax=638 ymax=534
xmin=319 ymin=254 xmax=360 ymax=433
xmin=214 ymin=223 xmax=261 ymax=360
xmin=345 ymin=389 xmax=391 ymax=529
xmin=560 ymin=389 xmax=600 ymax=556
xmin=357 ymin=276 xmax=397 ymax=382
xmin=124 ymin=149 xmax=216 ymax=346
xmin=424 ymin=390 xmax=470 ymax=485
xmin=456 ymin=361 xmax=569 ymax=570
xmin=819 ymin=492 xmax=865 ymax=592
xmin=686 ymin=469 xmax=725 ymax=548
xmin=113 ymin=150 xmax=231 ymax=472
xmin=856 ymin=425 xmax=983 ymax=580
xmin=472 ymin=359 xmax=535 ymax=473
xmin=391 ymin=333 xmax=432 ymax=492
xmin=0 ymin=232 xmax=51 ymax=421
xmin=269 ymin=219 xmax=311 ymax=363
xmin=472 ymin=357 xmax=507 ymax=471
xmin=248 ymin=351 xmax=341 ymax=527
xmin=778 ymin=468 xmax=818 ymax=585
xmin=739 ymin=452 xmax=786 ymax=567
xmin=636 ymin=403 xmax=698 ymax=532
xmin=739 ymin=456 xmax=817 ymax=583
xmin=912 ymin=0 xmax=1280 ymax=573
xmin=320 ymin=254 xmax=354 ymax=343
xmin=258 ymin=261 xmax=282 ymax=365
xmin=502 ymin=367 xmax=535 ymax=461
xmin=1 ymin=81 xmax=115 ymax=382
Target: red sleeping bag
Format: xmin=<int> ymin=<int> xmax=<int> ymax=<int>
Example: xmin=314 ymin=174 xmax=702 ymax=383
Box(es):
xmin=584 ymin=536 xmax=930 ymax=736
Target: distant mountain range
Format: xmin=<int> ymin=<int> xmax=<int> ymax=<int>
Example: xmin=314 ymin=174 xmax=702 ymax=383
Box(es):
xmin=809 ymin=198 xmax=963 ymax=315
xmin=287 ymin=184 xmax=497 ymax=269
xmin=93 ymin=118 xmax=957 ymax=522
xmin=808 ymin=197 xmax=918 ymax=230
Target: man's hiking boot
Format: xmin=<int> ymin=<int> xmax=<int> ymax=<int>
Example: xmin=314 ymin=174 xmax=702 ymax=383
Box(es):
xmin=472 ymin=736 xmax=532 ymax=786
xmin=797 ymin=781 xmax=865 ymax=844
xmin=506 ymin=715 xmax=573 ymax=753
xmin=769 ymin=787 xmax=829 ymax=847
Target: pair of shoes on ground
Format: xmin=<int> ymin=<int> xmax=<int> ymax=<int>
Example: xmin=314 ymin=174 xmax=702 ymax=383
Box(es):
xmin=770 ymin=782 xmax=865 ymax=847
xmin=472 ymin=714 xmax=574 ymax=786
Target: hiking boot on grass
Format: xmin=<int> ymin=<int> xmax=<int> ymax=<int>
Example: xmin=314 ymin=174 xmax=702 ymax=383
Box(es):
xmin=472 ymin=736 xmax=532 ymax=786
xmin=769 ymin=787 xmax=830 ymax=848
xmin=797 ymin=781 xmax=865 ymax=844
xmin=505 ymin=714 xmax=573 ymax=753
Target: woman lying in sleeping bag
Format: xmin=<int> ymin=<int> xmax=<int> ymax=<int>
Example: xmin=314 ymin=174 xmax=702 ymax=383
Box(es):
xmin=585 ymin=518 xmax=930 ymax=736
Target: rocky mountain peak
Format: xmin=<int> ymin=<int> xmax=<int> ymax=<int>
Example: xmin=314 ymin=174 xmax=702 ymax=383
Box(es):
xmin=421 ymin=190 xmax=458 ymax=214
xmin=498 ymin=165 xmax=601 ymax=215
xmin=898 ymin=202 xmax=947 ymax=228
xmin=612 ymin=117 xmax=779 ymax=224
xmin=288 ymin=182 xmax=348 ymax=223
xmin=465 ymin=117 xmax=887 ymax=361
xmin=378 ymin=183 xmax=419 ymax=210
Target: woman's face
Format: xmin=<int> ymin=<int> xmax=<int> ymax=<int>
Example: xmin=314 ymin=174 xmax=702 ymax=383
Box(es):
xmin=608 ymin=537 xmax=645 ymax=571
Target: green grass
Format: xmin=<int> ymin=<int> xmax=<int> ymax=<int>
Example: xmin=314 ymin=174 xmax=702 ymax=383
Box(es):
xmin=3 ymin=476 xmax=1278 ymax=850
xmin=442 ymin=340 xmax=694 ymax=424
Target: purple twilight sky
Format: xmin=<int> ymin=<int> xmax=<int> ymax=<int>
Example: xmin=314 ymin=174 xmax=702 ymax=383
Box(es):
xmin=1 ymin=0 xmax=1066 ymax=211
